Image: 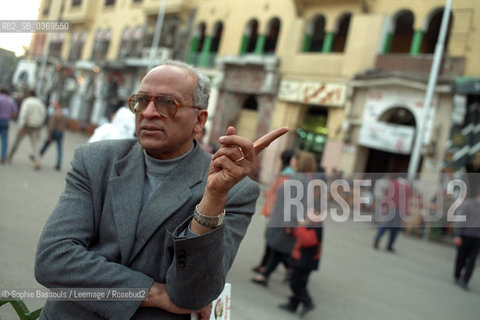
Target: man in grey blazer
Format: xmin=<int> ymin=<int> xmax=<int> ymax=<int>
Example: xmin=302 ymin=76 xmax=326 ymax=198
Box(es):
xmin=34 ymin=60 xmax=288 ymax=320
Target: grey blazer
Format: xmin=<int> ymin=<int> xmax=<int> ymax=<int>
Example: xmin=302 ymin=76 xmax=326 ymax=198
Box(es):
xmin=34 ymin=139 xmax=259 ymax=320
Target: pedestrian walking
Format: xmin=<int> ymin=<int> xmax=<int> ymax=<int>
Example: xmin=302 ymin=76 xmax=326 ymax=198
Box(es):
xmin=251 ymin=149 xmax=295 ymax=276
xmin=278 ymin=215 xmax=323 ymax=317
xmin=34 ymin=60 xmax=288 ymax=320
xmin=373 ymin=174 xmax=412 ymax=252
xmin=38 ymin=100 xmax=69 ymax=170
xmin=373 ymin=173 xmax=391 ymax=222
xmin=453 ymin=189 xmax=480 ymax=291
xmin=7 ymin=90 xmax=47 ymax=170
xmin=0 ymin=87 xmax=18 ymax=163
xmin=251 ymin=151 xmax=317 ymax=287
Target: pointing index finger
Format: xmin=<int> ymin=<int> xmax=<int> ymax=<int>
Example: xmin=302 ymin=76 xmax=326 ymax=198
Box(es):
xmin=253 ymin=127 xmax=289 ymax=156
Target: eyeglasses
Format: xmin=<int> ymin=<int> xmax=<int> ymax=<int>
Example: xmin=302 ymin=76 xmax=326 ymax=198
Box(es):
xmin=127 ymin=93 xmax=202 ymax=118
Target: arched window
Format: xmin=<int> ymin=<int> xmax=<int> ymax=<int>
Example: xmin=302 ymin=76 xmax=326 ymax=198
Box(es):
xmin=380 ymin=107 xmax=416 ymax=126
xmin=264 ymin=17 xmax=281 ymax=54
xmin=420 ymin=8 xmax=453 ymax=54
xmin=245 ymin=19 xmax=259 ymax=53
xmin=161 ymin=17 xmax=180 ymax=47
xmin=196 ymin=22 xmax=206 ymax=53
xmin=332 ymin=13 xmax=351 ymax=53
xmin=49 ymin=33 xmax=64 ymax=58
xmin=68 ymin=30 xmax=86 ymax=61
xmin=91 ymin=29 xmax=102 ymax=60
xmin=188 ymin=22 xmax=206 ymax=64
xmin=118 ymin=26 xmax=132 ymax=58
xmin=101 ymin=28 xmax=112 ymax=60
xmin=42 ymin=0 xmax=51 ymax=15
xmin=130 ymin=26 xmax=144 ymax=57
xmin=68 ymin=31 xmax=80 ymax=61
xmin=304 ymin=14 xmax=326 ymax=52
xmin=210 ymin=21 xmax=223 ymax=53
xmin=390 ymin=10 xmax=414 ymax=53
xmin=167 ymin=25 xmax=178 ymax=47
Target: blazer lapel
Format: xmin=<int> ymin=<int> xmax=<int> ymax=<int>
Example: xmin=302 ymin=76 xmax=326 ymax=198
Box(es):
xmin=129 ymin=145 xmax=209 ymax=263
xmin=110 ymin=143 xmax=145 ymax=265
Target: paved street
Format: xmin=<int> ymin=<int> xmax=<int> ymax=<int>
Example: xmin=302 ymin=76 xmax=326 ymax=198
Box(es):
xmin=1 ymin=122 xmax=479 ymax=320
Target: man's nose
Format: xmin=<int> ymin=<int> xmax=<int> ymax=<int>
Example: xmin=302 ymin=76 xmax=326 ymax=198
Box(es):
xmin=142 ymin=100 xmax=162 ymax=118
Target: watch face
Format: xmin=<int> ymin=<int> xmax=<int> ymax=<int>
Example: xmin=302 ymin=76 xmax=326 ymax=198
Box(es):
xmin=218 ymin=214 xmax=225 ymax=226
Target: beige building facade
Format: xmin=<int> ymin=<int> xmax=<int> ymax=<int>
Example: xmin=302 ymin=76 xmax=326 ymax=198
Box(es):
xmin=26 ymin=0 xmax=480 ymax=184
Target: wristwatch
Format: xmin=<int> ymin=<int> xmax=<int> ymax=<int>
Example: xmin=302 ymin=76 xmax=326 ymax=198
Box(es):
xmin=194 ymin=205 xmax=226 ymax=228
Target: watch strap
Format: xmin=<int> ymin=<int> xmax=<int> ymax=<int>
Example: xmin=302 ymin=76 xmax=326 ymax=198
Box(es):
xmin=193 ymin=205 xmax=225 ymax=228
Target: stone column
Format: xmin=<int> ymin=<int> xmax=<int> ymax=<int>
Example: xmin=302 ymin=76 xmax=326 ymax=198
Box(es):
xmin=199 ymin=36 xmax=212 ymax=67
xmin=410 ymin=30 xmax=424 ymax=55
xmin=255 ymin=34 xmax=266 ymax=55
xmin=322 ymin=32 xmax=334 ymax=53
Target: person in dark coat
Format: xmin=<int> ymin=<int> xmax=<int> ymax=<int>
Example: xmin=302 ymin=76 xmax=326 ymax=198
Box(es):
xmin=278 ymin=203 xmax=323 ymax=317
xmin=252 ymin=149 xmax=295 ymax=276
xmin=453 ymin=189 xmax=480 ymax=291
xmin=251 ymin=151 xmax=316 ymax=287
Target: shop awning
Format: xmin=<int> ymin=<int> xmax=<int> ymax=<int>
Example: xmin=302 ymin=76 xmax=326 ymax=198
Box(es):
xmin=452 ymin=77 xmax=480 ymax=94
xmin=446 ymin=102 xmax=480 ymax=171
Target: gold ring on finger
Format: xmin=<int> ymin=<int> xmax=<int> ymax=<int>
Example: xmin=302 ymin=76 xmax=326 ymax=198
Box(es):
xmin=234 ymin=156 xmax=245 ymax=163
xmin=235 ymin=146 xmax=245 ymax=162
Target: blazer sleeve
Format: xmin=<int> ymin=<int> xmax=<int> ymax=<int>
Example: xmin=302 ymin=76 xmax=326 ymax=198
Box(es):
xmin=166 ymin=178 xmax=260 ymax=310
xmin=34 ymin=146 xmax=154 ymax=320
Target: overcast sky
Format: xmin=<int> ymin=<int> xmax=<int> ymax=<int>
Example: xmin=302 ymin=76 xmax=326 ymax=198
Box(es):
xmin=0 ymin=0 xmax=42 ymax=56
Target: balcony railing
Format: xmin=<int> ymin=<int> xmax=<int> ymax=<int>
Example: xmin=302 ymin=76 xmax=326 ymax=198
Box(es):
xmin=122 ymin=47 xmax=172 ymax=67
xmin=375 ymin=54 xmax=465 ymax=81
xmin=141 ymin=47 xmax=172 ymax=61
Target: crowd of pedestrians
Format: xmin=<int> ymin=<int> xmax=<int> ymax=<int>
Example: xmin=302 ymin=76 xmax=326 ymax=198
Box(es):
xmin=251 ymin=150 xmax=324 ymax=317
xmin=0 ymin=88 xmax=71 ymax=171
xmin=248 ymin=149 xmax=479 ymax=317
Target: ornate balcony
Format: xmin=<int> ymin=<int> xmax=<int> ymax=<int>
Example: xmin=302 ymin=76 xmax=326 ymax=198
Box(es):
xmin=375 ymin=54 xmax=465 ymax=82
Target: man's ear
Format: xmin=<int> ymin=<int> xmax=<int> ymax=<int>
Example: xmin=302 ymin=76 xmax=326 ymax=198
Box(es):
xmin=194 ymin=109 xmax=208 ymax=134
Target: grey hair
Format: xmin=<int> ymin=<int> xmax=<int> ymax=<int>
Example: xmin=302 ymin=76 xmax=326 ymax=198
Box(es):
xmin=163 ymin=60 xmax=210 ymax=109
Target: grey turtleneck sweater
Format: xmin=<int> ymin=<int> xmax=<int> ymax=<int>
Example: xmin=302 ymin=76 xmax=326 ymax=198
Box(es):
xmin=142 ymin=143 xmax=198 ymax=237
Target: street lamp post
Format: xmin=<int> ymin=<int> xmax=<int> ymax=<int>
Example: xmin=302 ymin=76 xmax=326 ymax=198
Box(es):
xmin=407 ymin=0 xmax=452 ymax=181
xmin=147 ymin=0 xmax=167 ymax=71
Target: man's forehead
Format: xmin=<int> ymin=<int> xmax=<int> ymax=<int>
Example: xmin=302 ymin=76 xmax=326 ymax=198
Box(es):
xmin=138 ymin=65 xmax=197 ymax=100
xmin=147 ymin=64 xmax=190 ymax=78
xmin=142 ymin=65 xmax=195 ymax=86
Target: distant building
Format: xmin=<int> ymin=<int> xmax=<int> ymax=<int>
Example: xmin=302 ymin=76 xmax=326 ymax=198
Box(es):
xmin=0 ymin=48 xmax=17 ymax=90
xmin=27 ymin=0 xmax=480 ymax=184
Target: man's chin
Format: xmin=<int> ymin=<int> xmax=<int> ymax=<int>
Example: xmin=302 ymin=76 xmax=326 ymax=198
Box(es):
xmin=138 ymin=136 xmax=165 ymax=150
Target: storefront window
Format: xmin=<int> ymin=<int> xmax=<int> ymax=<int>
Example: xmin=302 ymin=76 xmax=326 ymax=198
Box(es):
xmin=295 ymin=107 xmax=328 ymax=161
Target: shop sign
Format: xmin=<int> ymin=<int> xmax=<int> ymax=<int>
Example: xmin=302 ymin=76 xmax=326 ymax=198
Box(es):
xmin=363 ymin=88 xmax=438 ymax=145
xmin=358 ymin=121 xmax=415 ymax=154
xmin=278 ymin=79 xmax=346 ymax=107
